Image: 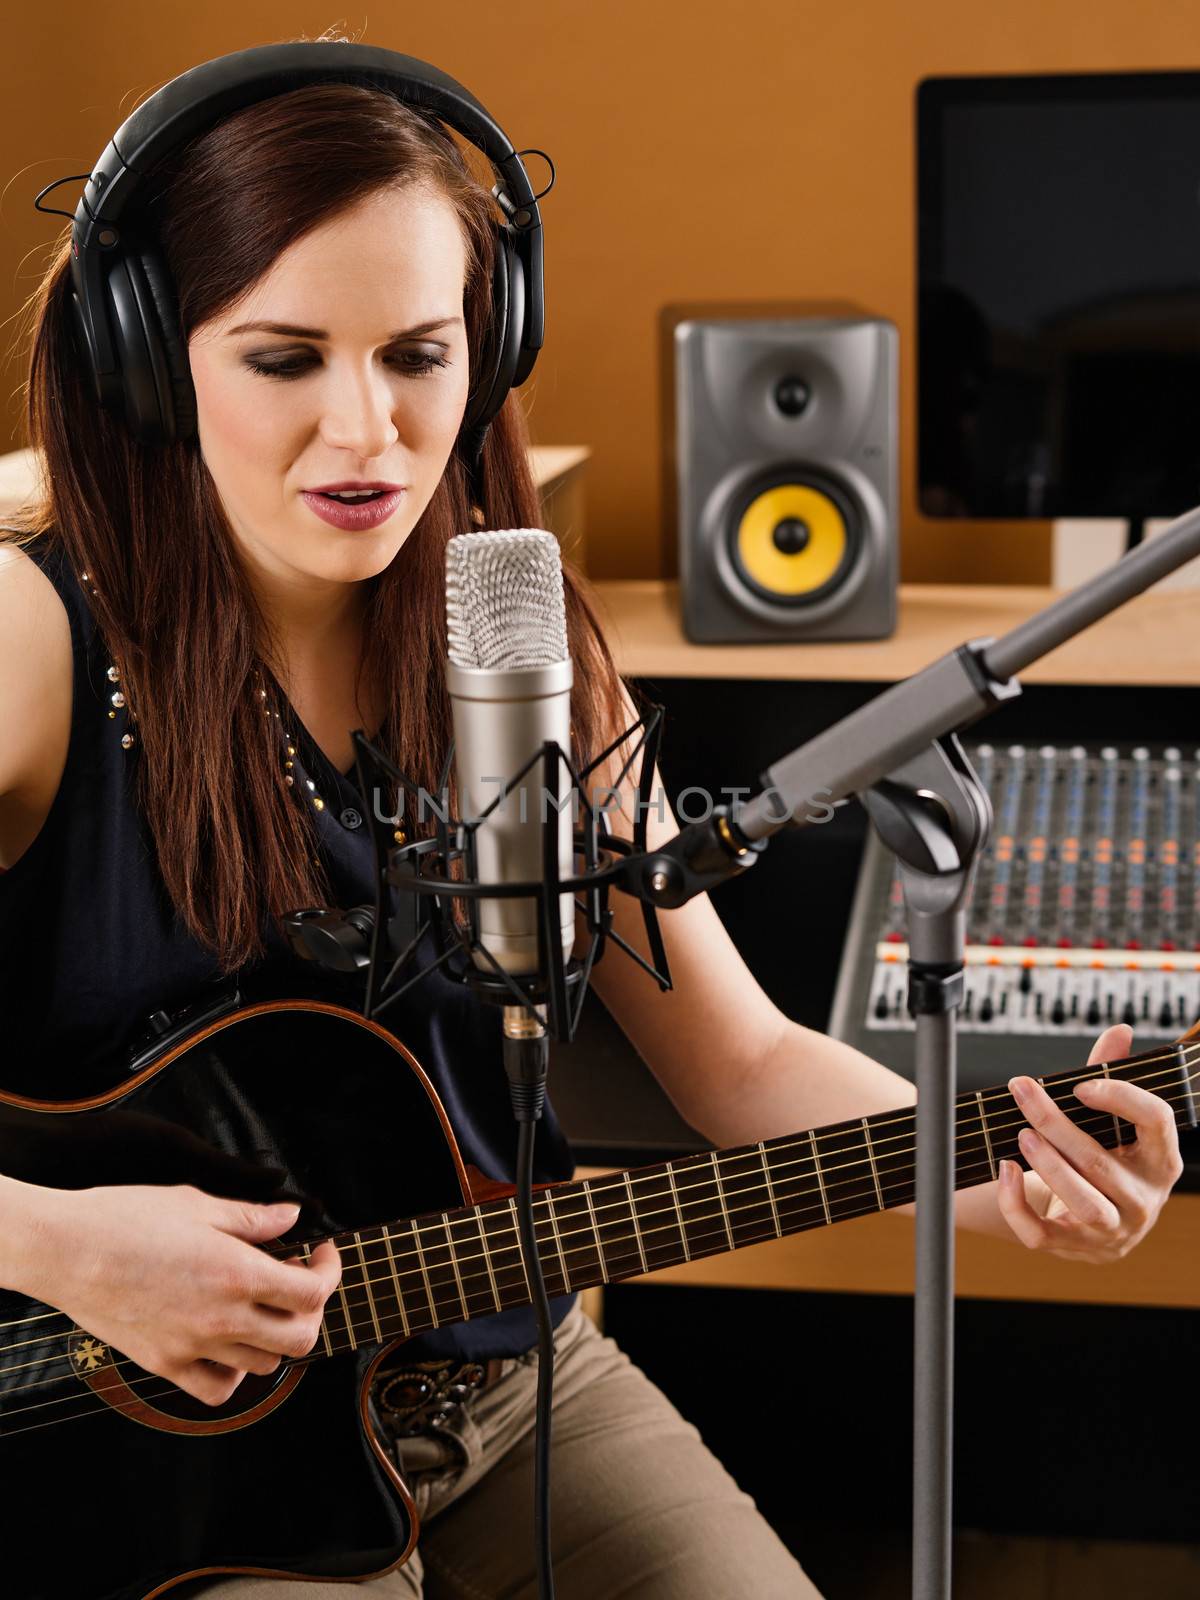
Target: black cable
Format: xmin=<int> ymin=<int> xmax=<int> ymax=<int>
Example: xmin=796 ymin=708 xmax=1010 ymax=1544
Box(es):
xmin=507 ymin=1030 xmax=555 ymax=1600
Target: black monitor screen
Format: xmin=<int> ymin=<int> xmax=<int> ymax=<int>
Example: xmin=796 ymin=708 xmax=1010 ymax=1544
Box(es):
xmin=918 ymin=72 xmax=1200 ymax=520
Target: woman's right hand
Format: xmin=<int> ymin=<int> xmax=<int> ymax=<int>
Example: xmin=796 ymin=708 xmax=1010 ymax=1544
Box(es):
xmin=30 ymin=1182 xmax=342 ymax=1406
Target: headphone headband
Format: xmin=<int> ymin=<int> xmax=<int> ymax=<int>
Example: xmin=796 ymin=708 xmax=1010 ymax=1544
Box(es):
xmin=64 ymin=41 xmax=546 ymax=469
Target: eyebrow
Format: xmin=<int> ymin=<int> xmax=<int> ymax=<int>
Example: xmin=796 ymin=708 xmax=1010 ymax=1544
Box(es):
xmin=226 ymin=316 xmax=464 ymax=340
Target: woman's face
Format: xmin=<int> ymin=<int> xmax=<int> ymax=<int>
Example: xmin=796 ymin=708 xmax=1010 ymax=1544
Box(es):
xmin=188 ymin=182 xmax=471 ymax=599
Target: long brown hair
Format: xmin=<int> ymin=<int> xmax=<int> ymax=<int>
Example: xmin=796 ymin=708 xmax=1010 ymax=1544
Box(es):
xmin=3 ymin=68 xmax=625 ymax=971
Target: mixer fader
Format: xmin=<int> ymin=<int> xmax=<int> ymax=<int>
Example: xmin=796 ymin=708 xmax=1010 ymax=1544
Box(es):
xmin=828 ymin=742 xmax=1200 ymax=1087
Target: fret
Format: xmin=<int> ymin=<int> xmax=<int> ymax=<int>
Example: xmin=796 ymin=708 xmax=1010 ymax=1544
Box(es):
xmin=542 ymin=1189 xmax=572 ymax=1292
xmin=861 ymin=1120 xmax=885 ymax=1210
xmin=974 ymin=1091 xmax=998 ymax=1181
xmin=410 ymin=1218 xmax=439 ymax=1329
xmin=666 ymin=1162 xmax=692 ymax=1258
xmin=507 ymin=1199 xmax=533 ymax=1299
xmin=546 ymin=1181 xmax=606 ymax=1292
xmin=411 ymin=1209 xmax=467 ymax=1328
xmin=664 ymin=1153 xmax=726 ymax=1261
xmin=859 ymin=1106 xmax=917 ymax=1212
xmin=756 ymin=1142 xmax=783 ymax=1236
xmin=475 ymin=1210 xmax=504 ymax=1313
xmin=1100 ymin=1061 xmax=1125 ymax=1148
xmin=442 ymin=1215 xmax=472 ymax=1323
xmin=333 ymin=1247 xmax=361 ymax=1350
xmin=477 ymin=1199 xmax=527 ymax=1310
xmin=352 ymin=1230 xmax=383 ymax=1345
xmin=809 ymin=1131 xmax=831 ymax=1225
xmin=711 ymin=1152 xmax=736 ymax=1250
xmin=809 ymin=1122 xmax=879 ymax=1222
xmin=581 ymin=1180 xmax=609 ymax=1283
xmin=379 ymin=1226 xmax=410 ymax=1338
xmin=622 ymin=1166 xmax=683 ymax=1272
xmin=586 ymin=1174 xmax=643 ymax=1280
xmin=623 ymin=1171 xmax=648 ymax=1275
xmin=301 ymin=1241 xmax=334 ymax=1357
xmin=713 ymin=1146 xmax=777 ymax=1248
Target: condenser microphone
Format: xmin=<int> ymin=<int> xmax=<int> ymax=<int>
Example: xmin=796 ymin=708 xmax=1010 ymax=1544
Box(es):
xmin=444 ymin=529 xmax=575 ymax=978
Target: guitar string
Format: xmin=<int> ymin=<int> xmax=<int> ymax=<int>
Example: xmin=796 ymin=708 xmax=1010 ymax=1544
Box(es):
xmin=0 ymin=1052 xmax=1194 ymax=1369
xmin=0 ymin=1078 xmax=1194 ymax=1421
xmin=2 ymin=1081 xmax=1197 ymax=1440
xmin=0 ymin=1036 xmax=1192 ymax=1349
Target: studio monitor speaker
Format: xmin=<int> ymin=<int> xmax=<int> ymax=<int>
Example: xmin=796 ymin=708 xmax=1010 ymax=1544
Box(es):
xmin=665 ymin=303 xmax=898 ymax=642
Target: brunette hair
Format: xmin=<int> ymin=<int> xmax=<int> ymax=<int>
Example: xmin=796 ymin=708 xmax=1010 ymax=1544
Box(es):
xmin=3 ymin=59 xmax=626 ymax=970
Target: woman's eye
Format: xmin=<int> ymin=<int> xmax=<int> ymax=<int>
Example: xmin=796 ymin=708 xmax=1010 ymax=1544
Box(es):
xmin=245 ymin=351 xmax=450 ymax=380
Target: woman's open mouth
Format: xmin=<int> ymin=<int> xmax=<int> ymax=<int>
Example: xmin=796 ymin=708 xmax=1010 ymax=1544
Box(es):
xmin=300 ymin=488 xmax=404 ymax=530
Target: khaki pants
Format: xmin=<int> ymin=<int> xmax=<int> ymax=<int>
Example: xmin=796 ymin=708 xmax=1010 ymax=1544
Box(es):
xmin=202 ymin=1301 xmax=823 ymax=1598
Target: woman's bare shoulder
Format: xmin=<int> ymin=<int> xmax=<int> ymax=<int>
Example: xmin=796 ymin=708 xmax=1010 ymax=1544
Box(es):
xmin=0 ymin=542 xmax=72 ymax=835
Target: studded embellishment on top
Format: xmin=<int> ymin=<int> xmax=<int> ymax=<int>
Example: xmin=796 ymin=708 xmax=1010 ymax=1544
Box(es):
xmin=104 ymin=660 xmax=135 ymax=751
xmin=258 ymin=675 xmax=331 ymax=819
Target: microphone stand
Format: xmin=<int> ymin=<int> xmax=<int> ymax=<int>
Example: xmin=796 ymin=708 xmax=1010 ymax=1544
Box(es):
xmin=620 ymin=499 xmax=1200 ymax=1600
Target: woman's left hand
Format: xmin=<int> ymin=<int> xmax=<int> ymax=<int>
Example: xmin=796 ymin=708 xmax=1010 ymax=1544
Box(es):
xmin=997 ymin=1022 xmax=1186 ymax=1263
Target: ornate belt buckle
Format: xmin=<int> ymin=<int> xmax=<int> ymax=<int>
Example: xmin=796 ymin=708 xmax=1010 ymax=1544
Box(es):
xmin=375 ymin=1359 xmax=487 ymax=1436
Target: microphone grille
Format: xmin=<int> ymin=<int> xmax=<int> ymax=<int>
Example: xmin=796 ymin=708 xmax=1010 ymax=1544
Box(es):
xmin=445 ymin=529 xmax=569 ymax=669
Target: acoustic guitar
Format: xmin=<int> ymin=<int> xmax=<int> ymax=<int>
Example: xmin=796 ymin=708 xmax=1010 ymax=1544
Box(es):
xmin=1 ymin=997 xmax=1196 ymax=1599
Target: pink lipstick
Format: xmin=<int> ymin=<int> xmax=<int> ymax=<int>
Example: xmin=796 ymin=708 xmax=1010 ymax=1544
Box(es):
xmin=301 ymin=488 xmax=405 ymax=531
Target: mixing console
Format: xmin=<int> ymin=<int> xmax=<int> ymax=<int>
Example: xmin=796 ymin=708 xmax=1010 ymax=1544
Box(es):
xmin=829 ymin=742 xmax=1200 ymax=1087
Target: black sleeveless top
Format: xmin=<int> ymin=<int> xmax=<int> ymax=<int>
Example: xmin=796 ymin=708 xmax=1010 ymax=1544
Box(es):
xmin=0 ymin=534 xmax=577 ymax=1359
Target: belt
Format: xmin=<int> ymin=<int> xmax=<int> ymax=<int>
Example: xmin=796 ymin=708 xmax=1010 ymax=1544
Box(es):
xmin=373 ymin=1355 xmax=509 ymax=1436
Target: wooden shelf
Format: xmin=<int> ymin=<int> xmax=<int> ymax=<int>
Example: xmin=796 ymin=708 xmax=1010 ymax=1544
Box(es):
xmin=587 ymin=579 xmax=1200 ymax=688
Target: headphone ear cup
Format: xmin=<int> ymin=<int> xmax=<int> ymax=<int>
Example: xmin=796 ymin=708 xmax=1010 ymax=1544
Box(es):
xmin=104 ymin=254 xmax=166 ymax=444
xmin=464 ymin=225 xmax=524 ymax=439
xmin=132 ymin=249 xmax=198 ymax=444
xmin=105 ymin=249 xmax=195 ymax=445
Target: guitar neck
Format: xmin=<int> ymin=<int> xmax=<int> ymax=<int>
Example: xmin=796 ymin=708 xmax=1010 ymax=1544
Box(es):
xmin=301 ymin=1039 xmax=1199 ymax=1359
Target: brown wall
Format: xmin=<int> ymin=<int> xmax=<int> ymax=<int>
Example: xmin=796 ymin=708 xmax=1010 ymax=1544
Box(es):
xmin=4 ymin=3 xmax=1199 ymax=581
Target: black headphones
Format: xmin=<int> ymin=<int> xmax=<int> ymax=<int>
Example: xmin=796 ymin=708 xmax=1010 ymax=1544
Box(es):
xmin=46 ymin=41 xmax=548 ymax=479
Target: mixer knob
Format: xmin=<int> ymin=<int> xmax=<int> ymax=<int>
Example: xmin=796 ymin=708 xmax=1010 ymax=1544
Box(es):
xmin=1051 ymin=998 xmax=1066 ymax=1026
xmin=1019 ymin=967 xmax=1033 ymax=994
xmin=1086 ymin=999 xmax=1101 ymax=1028
xmin=1158 ymin=1002 xmax=1174 ymax=1030
xmin=874 ymin=990 xmax=890 ymax=1020
xmin=1121 ymin=1001 xmax=1137 ymax=1028
xmin=1164 ymin=747 xmax=1181 ymax=762
xmin=979 ymin=996 xmax=994 ymax=1023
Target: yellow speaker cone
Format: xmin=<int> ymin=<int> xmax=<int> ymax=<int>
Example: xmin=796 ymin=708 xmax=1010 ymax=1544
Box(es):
xmin=734 ymin=484 xmax=847 ymax=596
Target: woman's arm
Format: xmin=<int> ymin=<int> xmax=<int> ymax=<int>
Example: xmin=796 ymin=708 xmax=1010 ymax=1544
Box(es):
xmin=0 ymin=1172 xmax=61 ymax=1298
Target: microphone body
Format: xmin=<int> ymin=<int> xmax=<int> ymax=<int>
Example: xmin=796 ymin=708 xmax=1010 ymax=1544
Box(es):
xmin=445 ymin=530 xmax=576 ymax=979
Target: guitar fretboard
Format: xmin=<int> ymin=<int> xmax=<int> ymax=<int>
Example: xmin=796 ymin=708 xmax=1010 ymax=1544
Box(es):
xmin=299 ymin=1040 xmax=1199 ymax=1356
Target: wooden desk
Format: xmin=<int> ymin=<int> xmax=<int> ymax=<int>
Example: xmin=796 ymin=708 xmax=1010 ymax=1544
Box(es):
xmin=575 ymin=1168 xmax=1200 ymax=1312
xmin=587 ymin=578 xmax=1200 ymax=687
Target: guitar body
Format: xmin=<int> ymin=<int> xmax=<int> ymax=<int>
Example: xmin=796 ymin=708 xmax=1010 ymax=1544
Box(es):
xmin=0 ymin=999 xmax=485 ymax=1600
xmin=4 ymin=998 xmax=1194 ymax=1600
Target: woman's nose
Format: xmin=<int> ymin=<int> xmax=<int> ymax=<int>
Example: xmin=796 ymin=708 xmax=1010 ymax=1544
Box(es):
xmin=317 ymin=367 xmax=399 ymax=458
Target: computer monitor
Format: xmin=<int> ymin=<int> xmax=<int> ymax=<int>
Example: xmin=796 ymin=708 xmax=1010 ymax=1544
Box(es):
xmin=917 ymin=71 xmax=1200 ymax=533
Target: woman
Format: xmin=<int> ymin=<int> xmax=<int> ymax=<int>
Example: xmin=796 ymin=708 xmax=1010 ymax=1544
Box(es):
xmin=0 ymin=54 xmax=1183 ymax=1600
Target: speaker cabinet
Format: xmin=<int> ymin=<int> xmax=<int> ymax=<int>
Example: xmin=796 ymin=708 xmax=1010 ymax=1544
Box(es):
xmin=667 ymin=304 xmax=898 ymax=642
